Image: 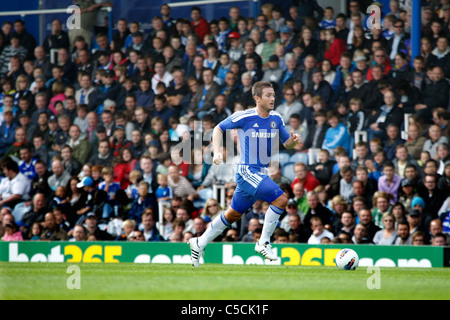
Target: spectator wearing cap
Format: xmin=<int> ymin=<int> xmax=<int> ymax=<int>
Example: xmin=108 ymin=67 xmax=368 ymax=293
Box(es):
xmin=262 ymin=55 xmax=283 ymax=84
xmin=406 ymin=208 xmax=428 ymax=241
xmin=227 ymin=31 xmax=243 ymax=62
xmin=109 ymin=125 xmax=132 ymax=158
xmin=72 ymin=177 xmax=97 ymax=221
xmin=279 ymin=25 xmax=295 ymax=53
xmin=126 ymin=31 xmax=148 ymax=56
xmin=398 ymin=177 xmax=418 ymax=211
xmin=88 ymin=69 xmax=120 ymax=114
xmin=0 ymin=106 xmax=18 ymax=157
xmin=84 ymin=211 xmax=114 ymax=240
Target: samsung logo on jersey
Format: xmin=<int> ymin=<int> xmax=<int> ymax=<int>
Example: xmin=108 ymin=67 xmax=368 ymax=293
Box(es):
xmin=251 ymin=131 xmax=277 ymax=138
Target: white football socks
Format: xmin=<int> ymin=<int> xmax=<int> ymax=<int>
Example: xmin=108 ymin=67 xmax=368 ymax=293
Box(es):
xmin=259 ymin=204 xmax=284 ymax=245
xmin=197 ymin=212 xmax=231 ymax=249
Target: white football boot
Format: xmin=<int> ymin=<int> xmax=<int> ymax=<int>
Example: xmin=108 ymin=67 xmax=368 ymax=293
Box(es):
xmin=188 ymin=237 xmax=203 ymax=268
xmin=255 ymin=241 xmax=278 ymax=261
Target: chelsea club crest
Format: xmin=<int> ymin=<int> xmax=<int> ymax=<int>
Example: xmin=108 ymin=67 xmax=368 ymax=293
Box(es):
xmin=270 ymin=121 xmax=277 ymax=129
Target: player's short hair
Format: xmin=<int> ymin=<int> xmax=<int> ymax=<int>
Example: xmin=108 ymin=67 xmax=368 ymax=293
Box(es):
xmin=252 ymin=81 xmax=273 ymax=99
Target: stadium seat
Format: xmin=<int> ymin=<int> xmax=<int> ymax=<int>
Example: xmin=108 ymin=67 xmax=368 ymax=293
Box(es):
xmin=289 ymin=152 xmax=308 ymax=164
xmin=193 ymin=188 xmax=213 ymax=209
xmin=282 ymin=162 xmax=296 ymax=181
xmin=272 ymin=152 xmax=290 ymax=165
xmin=198 ymin=188 xmax=213 ymax=200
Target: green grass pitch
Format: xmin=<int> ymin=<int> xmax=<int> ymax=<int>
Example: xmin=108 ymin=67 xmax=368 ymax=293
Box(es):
xmin=1 ymin=262 xmax=449 ymax=300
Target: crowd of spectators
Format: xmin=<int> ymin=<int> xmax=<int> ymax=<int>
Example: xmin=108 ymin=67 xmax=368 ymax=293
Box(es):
xmin=0 ymin=0 xmax=449 ymax=247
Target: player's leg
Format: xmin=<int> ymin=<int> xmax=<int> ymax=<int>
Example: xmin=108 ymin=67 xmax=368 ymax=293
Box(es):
xmin=259 ymin=192 xmax=288 ymax=244
xmin=254 ymin=176 xmax=287 ymax=260
xmin=189 ymin=187 xmax=254 ymax=267
xmin=196 ymin=207 xmax=241 ymax=249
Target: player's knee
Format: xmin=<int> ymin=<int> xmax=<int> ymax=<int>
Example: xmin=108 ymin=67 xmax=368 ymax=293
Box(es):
xmin=224 ymin=208 xmax=242 ymax=223
xmin=272 ymin=193 xmax=288 ymax=209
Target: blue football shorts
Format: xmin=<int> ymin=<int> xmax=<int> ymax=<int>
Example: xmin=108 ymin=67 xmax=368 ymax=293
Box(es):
xmin=230 ymin=165 xmax=285 ymax=214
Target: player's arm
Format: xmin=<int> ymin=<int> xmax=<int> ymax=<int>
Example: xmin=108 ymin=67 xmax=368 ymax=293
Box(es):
xmin=212 ymin=125 xmax=224 ymax=165
xmin=283 ymin=131 xmax=302 ymax=149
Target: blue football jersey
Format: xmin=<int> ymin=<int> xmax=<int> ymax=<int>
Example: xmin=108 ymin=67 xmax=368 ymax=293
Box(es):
xmin=218 ymin=108 xmax=290 ymax=170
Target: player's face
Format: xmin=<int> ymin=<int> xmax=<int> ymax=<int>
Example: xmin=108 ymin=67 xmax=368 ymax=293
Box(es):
xmin=256 ymin=87 xmax=275 ymax=112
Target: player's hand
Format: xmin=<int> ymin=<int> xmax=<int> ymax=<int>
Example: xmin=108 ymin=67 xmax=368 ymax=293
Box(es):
xmin=213 ymin=152 xmax=223 ymax=165
xmin=290 ymin=131 xmax=302 ymax=144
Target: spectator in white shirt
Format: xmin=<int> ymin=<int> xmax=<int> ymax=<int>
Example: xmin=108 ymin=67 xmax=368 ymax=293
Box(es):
xmin=307 ymin=215 xmax=334 ymax=244
xmin=0 ymin=157 xmax=31 ymax=209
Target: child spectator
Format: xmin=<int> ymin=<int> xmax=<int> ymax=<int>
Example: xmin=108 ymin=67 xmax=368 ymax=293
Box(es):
xmin=51 ymin=186 xmax=69 ymax=211
xmin=128 ymin=181 xmax=155 ymax=224
xmin=116 ymin=219 xmax=136 ymax=241
xmin=29 ymin=222 xmax=42 ymax=240
xmin=320 ymin=7 xmax=337 ymax=29
xmin=74 ymin=104 xmax=88 ymax=138
xmin=161 ymin=206 xmax=176 ymax=240
xmin=322 ymin=109 xmax=351 ymax=157
xmin=311 ymin=149 xmax=335 ymax=186
xmin=347 ymin=97 xmax=365 ymax=134
xmin=2 ymin=222 xmax=23 ymax=241
xmin=216 ymin=53 xmax=231 ymax=85
xmin=155 ymin=173 xmax=173 ymax=202
xmin=126 ymin=170 xmax=142 ymax=200
xmin=97 ymin=166 xmax=121 ymax=219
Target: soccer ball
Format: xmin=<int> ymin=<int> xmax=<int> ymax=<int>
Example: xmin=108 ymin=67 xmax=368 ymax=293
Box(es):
xmin=335 ymin=248 xmax=359 ymax=270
